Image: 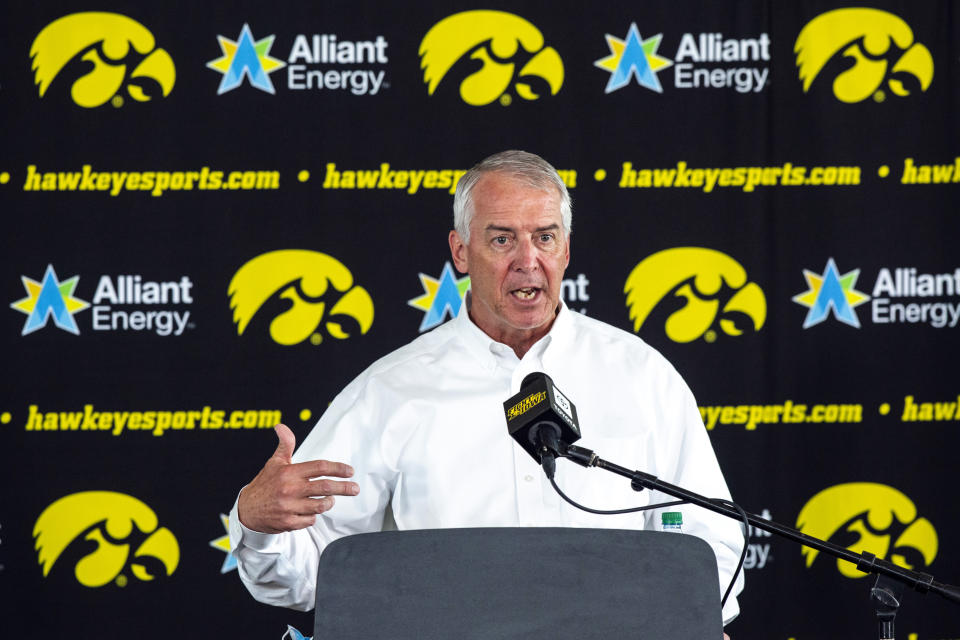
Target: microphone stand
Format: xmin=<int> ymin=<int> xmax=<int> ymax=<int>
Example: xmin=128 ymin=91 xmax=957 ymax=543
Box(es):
xmin=561 ymin=444 xmax=960 ymax=639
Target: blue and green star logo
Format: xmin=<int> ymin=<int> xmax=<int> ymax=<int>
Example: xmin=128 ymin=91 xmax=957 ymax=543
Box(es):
xmin=283 ymin=626 xmax=312 ymax=640
xmin=208 ymin=513 xmax=237 ymax=573
xmin=594 ymin=23 xmax=673 ymax=94
xmin=793 ymin=258 xmax=871 ymax=328
xmin=408 ymin=262 xmax=470 ymax=332
xmin=207 ymin=24 xmax=286 ymax=95
xmin=10 ymin=265 xmax=90 ymax=335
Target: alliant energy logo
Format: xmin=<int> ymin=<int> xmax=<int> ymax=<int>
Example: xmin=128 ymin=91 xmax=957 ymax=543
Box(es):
xmin=745 ymin=509 xmax=773 ymax=570
xmin=31 ymin=12 xmax=175 ymax=108
xmin=624 ymin=248 xmax=766 ymax=343
xmin=794 ymin=8 xmax=933 ymax=103
xmin=796 ymin=483 xmax=937 ymax=578
xmin=794 ymin=260 xmax=960 ymax=329
xmin=229 ymin=249 xmax=374 ymax=346
xmin=207 ymin=24 xmax=285 ymax=95
xmin=595 ymin=22 xmax=770 ymax=94
xmin=793 ymin=258 xmax=869 ymax=329
xmin=595 ymin=23 xmax=672 ymax=93
xmin=208 ymin=24 xmax=389 ymax=96
xmin=419 ymin=10 xmax=563 ymax=106
xmin=34 ymin=491 xmax=179 ymax=587
xmin=561 ymin=273 xmax=590 ymax=315
xmin=408 ymin=262 xmax=470 ymax=332
xmin=283 ymin=626 xmax=312 ymax=640
xmin=91 ymin=274 xmax=193 ymax=336
xmin=506 ymin=391 xmax=547 ymax=421
xmin=208 ymin=514 xmax=237 ymax=573
xmin=11 ymin=265 xmax=89 ymax=335
xmin=288 ymin=32 xmax=388 ymax=95
xmin=11 ymin=265 xmax=193 ymax=336
xmin=872 ymin=266 xmax=960 ymax=328
xmin=408 ymin=266 xmax=590 ymax=332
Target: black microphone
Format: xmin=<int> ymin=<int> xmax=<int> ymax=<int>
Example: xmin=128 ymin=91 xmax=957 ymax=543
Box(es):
xmin=503 ymin=372 xmax=581 ymax=478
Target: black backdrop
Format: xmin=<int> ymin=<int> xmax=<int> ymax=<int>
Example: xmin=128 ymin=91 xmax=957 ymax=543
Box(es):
xmin=2 ymin=1 xmax=959 ymax=638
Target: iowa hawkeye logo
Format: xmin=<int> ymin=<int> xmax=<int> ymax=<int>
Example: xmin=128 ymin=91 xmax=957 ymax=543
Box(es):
xmin=229 ymin=250 xmax=374 ymax=346
xmin=419 ymin=10 xmax=563 ymax=106
xmin=34 ymin=491 xmax=179 ymax=587
xmin=30 ymin=12 xmax=175 ymax=108
xmin=794 ymin=8 xmax=932 ymax=103
xmin=797 ymin=482 xmax=938 ymax=578
xmin=624 ymin=247 xmax=766 ymax=343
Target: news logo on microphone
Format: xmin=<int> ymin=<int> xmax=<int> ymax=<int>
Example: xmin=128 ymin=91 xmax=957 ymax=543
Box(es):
xmin=505 ymin=390 xmax=547 ymax=421
xmin=503 ymin=372 xmax=581 ymax=463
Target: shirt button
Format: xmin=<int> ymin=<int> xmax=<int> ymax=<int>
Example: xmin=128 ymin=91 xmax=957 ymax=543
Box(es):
xmin=524 ymin=475 xmax=534 ymax=482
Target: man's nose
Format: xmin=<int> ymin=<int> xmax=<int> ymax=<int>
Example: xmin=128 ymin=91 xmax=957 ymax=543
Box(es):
xmin=512 ymin=237 xmax=539 ymax=271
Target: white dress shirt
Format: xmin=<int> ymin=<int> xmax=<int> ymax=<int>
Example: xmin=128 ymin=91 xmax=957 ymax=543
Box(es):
xmin=229 ymin=299 xmax=744 ymax=622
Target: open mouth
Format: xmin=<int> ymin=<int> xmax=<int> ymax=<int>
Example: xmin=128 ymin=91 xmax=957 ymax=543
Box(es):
xmin=512 ymin=287 xmax=539 ymax=300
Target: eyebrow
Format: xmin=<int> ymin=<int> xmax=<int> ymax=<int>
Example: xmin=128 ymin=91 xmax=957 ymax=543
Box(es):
xmin=483 ymin=223 xmax=560 ymax=234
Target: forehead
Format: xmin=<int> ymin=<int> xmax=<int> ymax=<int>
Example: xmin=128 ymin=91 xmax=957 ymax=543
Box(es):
xmin=470 ymin=173 xmax=563 ymax=231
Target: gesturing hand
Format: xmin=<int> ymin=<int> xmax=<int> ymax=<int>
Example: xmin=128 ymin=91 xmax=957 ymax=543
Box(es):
xmin=237 ymin=424 xmax=359 ymax=534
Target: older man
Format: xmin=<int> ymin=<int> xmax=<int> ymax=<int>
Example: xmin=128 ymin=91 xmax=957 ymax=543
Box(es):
xmin=229 ymin=150 xmax=745 ymax=624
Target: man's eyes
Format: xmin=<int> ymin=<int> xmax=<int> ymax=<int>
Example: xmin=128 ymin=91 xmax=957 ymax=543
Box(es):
xmin=489 ymin=233 xmax=555 ymax=246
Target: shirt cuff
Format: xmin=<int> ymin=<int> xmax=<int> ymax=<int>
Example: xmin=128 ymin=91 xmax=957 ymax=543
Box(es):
xmin=721 ymin=595 xmax=740 ymax=626
xmin=228 ymin=493 xmax=285 ymax=553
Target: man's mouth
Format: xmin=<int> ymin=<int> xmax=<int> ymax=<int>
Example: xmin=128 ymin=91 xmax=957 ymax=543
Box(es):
xmin=512 ymin=287 xmax=539 ymax=300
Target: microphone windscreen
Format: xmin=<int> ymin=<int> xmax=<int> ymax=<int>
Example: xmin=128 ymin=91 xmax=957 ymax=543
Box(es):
xmin=503 ymin=372 xmax=581 ymax=463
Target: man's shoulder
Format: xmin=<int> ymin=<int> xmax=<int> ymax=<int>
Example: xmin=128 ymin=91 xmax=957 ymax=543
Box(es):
xmin=565 ymin=310 xmax=682 ymax=376
xmin=356 ymin=318 xmax=463 ymax=381
xmin=568 ymin=310 xmax=656 ymax=352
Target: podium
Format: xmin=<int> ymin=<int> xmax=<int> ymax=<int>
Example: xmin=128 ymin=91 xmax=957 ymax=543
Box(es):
xmin=314 ymin=527 xmax=723 ymax=639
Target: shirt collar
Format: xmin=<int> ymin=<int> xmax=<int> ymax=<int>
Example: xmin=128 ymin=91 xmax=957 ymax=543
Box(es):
xmin=454 ymin=292 xmax=573 ymax=370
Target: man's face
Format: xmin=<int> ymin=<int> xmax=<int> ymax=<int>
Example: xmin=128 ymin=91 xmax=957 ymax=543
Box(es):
xmin=449 ymin=173 xmax=570 ymax=344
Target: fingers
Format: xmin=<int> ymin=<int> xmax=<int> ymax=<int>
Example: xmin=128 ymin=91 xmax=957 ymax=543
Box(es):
xmin=239 ymin=428 xmax=358 ymax=532
xmin=293 ymin=459 xmax=355 ymax=479
xmin=286 ymin=496 xmax=338 ymax=518
xmin=271 ymin=423 xmax=296 ymax=463
xmin=269 ymin=512 xmax=322 ymax=533
xmin=304 ymin=478 xmax=359 ymax=499
xmin=306 ymin=496 xmax=335 ymax=514
xmin=277 ymin=475 xmax=358 ymax=500
xmin=315 ymin=496 xmax=335 ymax=513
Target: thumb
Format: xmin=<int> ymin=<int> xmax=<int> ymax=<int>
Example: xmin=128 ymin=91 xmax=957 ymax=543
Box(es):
xmin=271 ymin=423 xmax=296 ymax=463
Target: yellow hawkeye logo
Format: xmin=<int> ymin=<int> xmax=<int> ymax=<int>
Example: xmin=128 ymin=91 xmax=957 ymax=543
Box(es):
xmin=30 ymin=12 xmax=175 ymax=108
xmin=797 ymin=482 xmax=938 ymax=578
xmin=229 ymin=250 xmax=374 ymax=346
xmin=419 ymin=10 xmax=563 ymax=106
xmin=34 ymin=491 xmax=179 ymax=587
xmin=624 ymin=247 xmax=766 ymax=343
xmin=794 ymin=8 xmax=933 ymax=103
xmin=507 ymin=391 xmax=547 ymax=421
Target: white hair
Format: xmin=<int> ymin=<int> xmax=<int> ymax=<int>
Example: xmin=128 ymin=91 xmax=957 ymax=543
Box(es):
xmin=452 ymin=150 xmax=572 ymax=244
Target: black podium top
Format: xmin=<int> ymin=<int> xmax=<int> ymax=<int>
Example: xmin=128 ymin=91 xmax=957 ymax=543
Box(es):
xmin=314 ymin=527 xmax=723 ymax=639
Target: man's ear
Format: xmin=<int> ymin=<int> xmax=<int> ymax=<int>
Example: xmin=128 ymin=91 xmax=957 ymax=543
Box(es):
xmin=449 ymin=230 xmax=469 ymax=274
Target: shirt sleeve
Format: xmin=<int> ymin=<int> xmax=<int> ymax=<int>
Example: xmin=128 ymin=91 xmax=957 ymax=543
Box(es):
xmin=640 ymin=362 xmax=745 ymax=625
xmin=228 ymin=374 xmax=398 ymax=610
xmin=228 ymin=499 xmax=325 ymax=611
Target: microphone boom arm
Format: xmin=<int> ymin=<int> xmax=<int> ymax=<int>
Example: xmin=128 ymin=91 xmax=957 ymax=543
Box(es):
xmin=561 ymin=444 xmax=960 ymax=607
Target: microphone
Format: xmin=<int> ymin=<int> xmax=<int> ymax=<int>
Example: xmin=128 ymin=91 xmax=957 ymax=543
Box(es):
xmin=502 ymin=372 xmax=581 ymax=478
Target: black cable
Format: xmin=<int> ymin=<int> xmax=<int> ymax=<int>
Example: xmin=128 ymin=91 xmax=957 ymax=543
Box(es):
xmin=711 ymin=498 xmax=749 ymax=608
xmin=549 ymin=476 xmax=687 ymax=515
xmin=548 ymin=476 xmax=750 ymax=611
